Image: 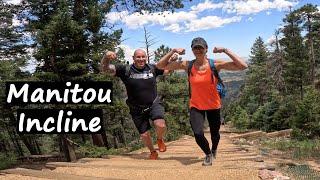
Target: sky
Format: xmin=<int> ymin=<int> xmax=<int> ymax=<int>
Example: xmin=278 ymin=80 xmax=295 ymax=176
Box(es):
xmin=4 ymin=0 xmax=320 ymax=66
xmin=106 ymin=0 xmax=320 ymax=62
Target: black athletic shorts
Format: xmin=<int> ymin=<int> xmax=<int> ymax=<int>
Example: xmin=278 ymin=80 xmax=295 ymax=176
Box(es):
xmin=129 ymin=101 xmax=165 ymax=134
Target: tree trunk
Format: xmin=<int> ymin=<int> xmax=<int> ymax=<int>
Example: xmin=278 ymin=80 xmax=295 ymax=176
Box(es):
xmin=0 ymin=139 xmax=8 ymax=153
xmin=112 ymin=130 xmax=120 ymax=148
xmin=59 ymin=135 xmax=77 ymax=162
xmin=100 ymin=122 xmax=110 ymax=148
xmin=300 ymin=72 xmax=304 ymax=100
xmin=91 ymin=134 xmax=105 ymax=147
xmin=307 ymin=16 xmax=316 ymax=85
xmin=119 ymin=127 xmax=127 ymax=146
xmin=20 ymin=135 xmax=41 ymax=155
xmin=5 ymin=122 xmax=24 ymax=156
xmin=81 ymin=134 xmax=86 ymax=143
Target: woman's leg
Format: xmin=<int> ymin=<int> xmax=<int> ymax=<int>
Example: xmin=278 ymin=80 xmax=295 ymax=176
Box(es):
xmin=190 ymin=107 xmax=211 ymax=155
xmin=207 ymin=109 xmax=221 ymax=152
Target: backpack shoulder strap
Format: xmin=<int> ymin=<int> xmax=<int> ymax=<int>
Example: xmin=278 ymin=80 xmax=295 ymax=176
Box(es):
xmin=125 ymin=65 xmax=132 ymax=77
xmin=187 ymin=60 xmax=195 ymax=77
xmin=187 ymin=60 xmax=195 ymax=98
xmin=208 ymin=58 xmax=223 ymax=84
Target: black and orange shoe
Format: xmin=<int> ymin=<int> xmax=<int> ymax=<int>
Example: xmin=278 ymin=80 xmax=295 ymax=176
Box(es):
xmin=157 ymin=139 xmax=167 ymax=152
xmin=149 ymin=151 xmax=158 ymax=160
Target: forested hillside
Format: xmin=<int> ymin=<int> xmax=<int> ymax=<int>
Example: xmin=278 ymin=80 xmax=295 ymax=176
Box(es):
xmin=224 ymin=4 xmax=320 ymax=139
xmin=0 ymin=0 xmax=191 ymax=169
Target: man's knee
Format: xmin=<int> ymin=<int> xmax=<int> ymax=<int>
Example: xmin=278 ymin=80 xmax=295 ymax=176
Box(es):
xmin=154 ymin=119 xmax=166 ymax=129
xmin=140 ymin=131 xmax=151 ymax=139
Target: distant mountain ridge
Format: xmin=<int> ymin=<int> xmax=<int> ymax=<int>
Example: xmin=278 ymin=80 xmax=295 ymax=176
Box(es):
xmin=220 ymin=70 xmax=246 ymax=82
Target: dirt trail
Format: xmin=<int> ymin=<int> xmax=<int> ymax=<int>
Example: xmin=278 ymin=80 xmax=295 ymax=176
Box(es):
xmin=1 ymin=126 xmax=265 ymax=180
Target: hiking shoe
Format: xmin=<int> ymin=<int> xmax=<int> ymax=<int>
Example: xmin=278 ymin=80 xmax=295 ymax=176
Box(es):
xmin=149 ymin=151 xmax=158 ymax=160
xmin=202 ymin=154 xmax=213 ymax=166
xmin=212 ymin=150 xmax=217 ymax=159
xmin=157 ymin=139 xmax=167 ymax=152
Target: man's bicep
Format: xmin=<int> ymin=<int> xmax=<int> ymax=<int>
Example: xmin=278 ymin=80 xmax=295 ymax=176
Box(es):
xmin=101 ymin=63 xmax=116 ymax=76
xmin=165 ymin=61 xmax=186 ymax=71
xmin=106 ymin=64 xmax=117 ymax=76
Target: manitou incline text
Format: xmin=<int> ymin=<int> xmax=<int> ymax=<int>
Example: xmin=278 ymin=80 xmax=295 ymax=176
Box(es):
xmin=6 ymin=81 xmax=112 ymax=104
xmin=17 ymin=109 xmax=103 ymax=133
xmin=5 ymin=81 xmax=111 ymax=133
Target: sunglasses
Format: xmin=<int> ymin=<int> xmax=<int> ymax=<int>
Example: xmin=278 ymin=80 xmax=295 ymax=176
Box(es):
xmin=192 ymin=46 xmax=205 ymax=50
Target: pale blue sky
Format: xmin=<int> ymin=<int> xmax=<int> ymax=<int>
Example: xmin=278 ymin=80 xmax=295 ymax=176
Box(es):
xmin=4 ymin=0 xmax=320 ymax=69
xmin=108 ymin=0 xmax=320 ymax=62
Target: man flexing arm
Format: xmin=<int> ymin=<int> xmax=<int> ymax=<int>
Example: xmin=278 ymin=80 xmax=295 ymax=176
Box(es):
xmin=100 ymin=50 xmax=117 ymax=75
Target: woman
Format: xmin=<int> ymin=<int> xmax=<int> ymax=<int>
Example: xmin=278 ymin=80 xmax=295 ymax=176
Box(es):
xmin=156 ymin=37 xmax=247 ymax=166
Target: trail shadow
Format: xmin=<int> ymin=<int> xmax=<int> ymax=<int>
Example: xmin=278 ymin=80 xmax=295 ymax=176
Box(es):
xmin=158 ymin=156 xmax=203 ymax=166
xmin=126 ymin=153 xmax=202 ymax=166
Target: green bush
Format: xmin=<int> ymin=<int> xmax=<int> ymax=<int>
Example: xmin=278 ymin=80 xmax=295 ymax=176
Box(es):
xmin=231 ymin=105 xmax=250 ymax=131
xmin=0 ymin=153 xmax=17 ymax=170
xmin=291 ymin=87 xmax=320 ymax=139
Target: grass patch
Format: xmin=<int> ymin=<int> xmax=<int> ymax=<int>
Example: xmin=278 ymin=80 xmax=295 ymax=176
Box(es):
xmin=282 ymin=164 xmax=320 ymax=180
xmin=261 ymin=138 xmax=320 ymax=159
xmin=0 ymin=153 xmax=17 ymax=170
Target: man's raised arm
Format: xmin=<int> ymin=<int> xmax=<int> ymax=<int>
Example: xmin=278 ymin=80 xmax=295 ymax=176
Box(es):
xmin=100 ymin=50 xmax=117 ymax=76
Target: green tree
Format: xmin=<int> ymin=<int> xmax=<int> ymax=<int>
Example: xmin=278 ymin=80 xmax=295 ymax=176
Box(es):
xmin=239 ymin=37 xmax=270 ymax=115
xmin=154 ymin=45 xmax=171 ymax=62
xmin=293 ymin=4 xmax=320 ymax=85
xmin=280 ymin=10 xmax=309 ymax=100
xmin=0 ymin=0 xmax=37 ymax=157
xmin=291 ymin=88 xmax=320 ymax=139
xmin=0 ymin=0 xmax=27 ymax=61
xmin=231 ymin=105 xmax=249 ymax=131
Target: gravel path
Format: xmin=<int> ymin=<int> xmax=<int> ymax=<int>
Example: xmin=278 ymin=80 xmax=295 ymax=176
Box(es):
xmin=1 ymin=126 xmax=262 ymax=180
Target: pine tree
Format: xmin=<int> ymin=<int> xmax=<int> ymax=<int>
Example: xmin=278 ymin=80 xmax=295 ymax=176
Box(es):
xmin=280 ymin=11 xmax=309 ymax=100
xmin=269 ymin=29 xmax=287 ymax=94
xmin=154 ymin=45 xmax=171 ymax=62
xmin=293 ymin=4 xmax=319 ymax=85
xmin=113 ymin=0 xmax=185 ymax=13
xmin=240 ymin=37 xmax=269 ymax=113
xmin=0 ymin=0 xmax=34 ymax=157
xmin=34 ymin=1 xmax=88 ymax=81
xmin=0 ymin=0 xmax=26 ymax=60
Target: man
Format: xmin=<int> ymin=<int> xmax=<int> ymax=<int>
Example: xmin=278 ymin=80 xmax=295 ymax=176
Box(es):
xmin=100 ymin=49 xmax=182 ymax=159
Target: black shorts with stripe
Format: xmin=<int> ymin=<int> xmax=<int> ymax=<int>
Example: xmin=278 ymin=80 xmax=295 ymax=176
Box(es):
xmin=129 ymin=101 xmax=164 ymax=134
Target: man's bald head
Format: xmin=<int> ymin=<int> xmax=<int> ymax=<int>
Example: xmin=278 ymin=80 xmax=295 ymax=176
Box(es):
xmin=133 ymin=49 xmax=147 ymax=57
xmin=132 ymin=49 xmax=147 ymax=69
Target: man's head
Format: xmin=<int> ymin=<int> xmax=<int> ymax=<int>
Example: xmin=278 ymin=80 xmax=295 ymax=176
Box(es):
xmin=133 ymin=49 xmax=147 ymax=69
xmin=191 ymin=37 xmax=208 ymax=58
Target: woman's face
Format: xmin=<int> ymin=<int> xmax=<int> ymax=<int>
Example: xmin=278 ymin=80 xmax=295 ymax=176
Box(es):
xmin=192 ymin=46 xmax=207 ymax=58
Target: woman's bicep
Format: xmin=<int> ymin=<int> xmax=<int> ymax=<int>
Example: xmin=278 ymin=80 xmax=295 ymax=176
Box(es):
xmin=215 ymin=61 xmax=240 ymax=71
